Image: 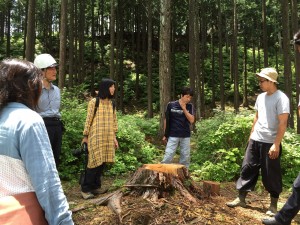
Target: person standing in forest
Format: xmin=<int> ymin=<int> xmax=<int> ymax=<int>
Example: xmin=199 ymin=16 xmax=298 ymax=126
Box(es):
xmin=0 ymin=59 xmax=73 ymax=225
xmin=161 ymin=87 xmax=195 ymax=169
xmin=34 ymin=53 xmax=63 ymax=167
xmin=261 ymin=30 xmax=300 ymax=225
xmin=80 ymin=78 xmax=118 ymax=200
xmin=226 ymin=68 xmax=290 ymax=217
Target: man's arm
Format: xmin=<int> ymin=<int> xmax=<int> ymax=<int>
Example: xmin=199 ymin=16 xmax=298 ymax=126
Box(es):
xmin=268 ymin=113 xmax=289 ymax=159
xmin=179 ymin=101 xmax=195 ymax=124
xmin=182 ymin=107 xmax=195 ymax=124
xmin=249 ymin=111 xmax=258 ymax=140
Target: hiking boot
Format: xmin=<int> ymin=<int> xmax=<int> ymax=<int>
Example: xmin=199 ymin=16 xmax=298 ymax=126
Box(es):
xmin=262 ymin=218 xmax=283 ymax=225
xmin=266 ymin=197 xmax=278 ymax=216
xmin=81 ymin=191 xmax=95 ymax=200
xmin=226 ymin=191 xmax=247 ymax=208
xmin=91 ymin=187 xmax=108 ymax=195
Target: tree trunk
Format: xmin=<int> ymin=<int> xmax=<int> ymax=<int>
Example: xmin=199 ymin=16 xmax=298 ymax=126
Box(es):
xmin=135 ymin=1 xmax=141 ymax=101
xmin=78 ymin=0 xmax=86 ymax=83
xmin=110 ymin=0 xmax=116 ymax=79
xmin=117 ymin=0 xmax=125 ymax=112
xmin=291 ymin=0 xmax=300 ymax=133
xmin=6 ymin=1 xmax=11 ymax=58
xmin=218 ymin=0 xmax=225 ymax=111
xmin=159 ymin=0 xmax=172 ymax=137
xmin=147 ymin=0 xmax=153 ymax=118
xmin=262 ymin=0 xmax=268 ymax=67
xmin=242 ymin=32 xmax=249 ymax=108
xmin=188 ymin=0 xmax=196 ymax=113
xmin=59 ymin=0 xmax=68 ymax=89
xmin=232 ymin=0 xmax=239 ymax=113
xmin=25 ymin=0 xmax=36 ymax=61
xmin=281 ymin=0 xmax=294 ymax=128
xmin=90 ymin=0 xmax=96 ymax=94
xmin=68 ymin=0 xmax=75 ymax=88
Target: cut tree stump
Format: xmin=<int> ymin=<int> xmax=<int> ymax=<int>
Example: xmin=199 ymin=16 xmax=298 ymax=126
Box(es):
xmin=72 ymin=163 xmax=210 ymax=223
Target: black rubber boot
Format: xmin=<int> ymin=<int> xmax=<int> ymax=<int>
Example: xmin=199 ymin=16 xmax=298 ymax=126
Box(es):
xmin=266 ymin=197 xmax=278 ymax=216
xmin=226 ymin=191 xmax=247 ymax=208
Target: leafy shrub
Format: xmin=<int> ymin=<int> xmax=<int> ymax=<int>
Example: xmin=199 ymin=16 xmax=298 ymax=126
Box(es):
xmin=58 ymin=88 xmax=88 ymax=180
xmin=107 ymin=114 xmax=160 ymax=176
xmin=190 ymin=112 xmax=253 ymax=181
xmin=191 ymin=148 xmax=241 ymax=182
xmin=281 ymin=129 xmax=300 ymax=186
xmin=190 ymin=111 xmax=300 ymax=187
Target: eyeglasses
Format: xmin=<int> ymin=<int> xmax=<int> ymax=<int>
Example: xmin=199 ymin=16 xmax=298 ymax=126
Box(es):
xmin=259 ymin=79 xmax=268 ymax=84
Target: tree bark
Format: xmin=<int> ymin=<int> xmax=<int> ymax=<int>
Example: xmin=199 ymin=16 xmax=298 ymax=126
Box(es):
xmin=159 ymin=0 xmax=172 ymax=137
xmin=25 ymin=0 xmax=36 ymax=61
xmin=281 ymin=0 xmax=294 ymax=128
xmin=262 ymin=0 xmax=268 ymax=67
xmin=147 ymin=0 xmax=153 ymax=118
xmin=59 ymin=0 xmax=68 ymax=89
xmin=232 ymin=0 xmax=239 ymax=113
xmin=68 ymin=0 xmax=75 ymax=87
xmin=218 ymin=0 xmax=225 ymax=111
xmin=110 ymin=0 xmax=116 ymax=79
xmin=291 ymin=0 xmax=300 ymax=133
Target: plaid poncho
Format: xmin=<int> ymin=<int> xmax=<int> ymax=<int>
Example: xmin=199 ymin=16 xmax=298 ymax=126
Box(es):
xmin=83 ymin=98 xmax=118 ymax=168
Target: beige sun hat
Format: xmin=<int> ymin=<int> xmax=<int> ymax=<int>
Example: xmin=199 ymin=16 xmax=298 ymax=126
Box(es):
xmin=256 ymin=68 xmax=279 ymax=84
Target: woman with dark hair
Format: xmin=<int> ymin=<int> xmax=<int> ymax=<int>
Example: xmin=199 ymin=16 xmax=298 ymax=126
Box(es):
xmin=81 ymin=78 xmax=118 ymax=199
xmin=0 ymin=59 xmax=73 ymax=224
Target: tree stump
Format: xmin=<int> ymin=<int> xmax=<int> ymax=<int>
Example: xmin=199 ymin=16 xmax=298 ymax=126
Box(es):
xmin=73 ymin=163 xmax=205 ymax=223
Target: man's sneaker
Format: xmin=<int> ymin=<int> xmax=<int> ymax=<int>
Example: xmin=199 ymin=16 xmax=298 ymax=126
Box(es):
xmin=81 ymin=191 xmax=95 ymax=200
xmin=262 ymin=218 xmax=283 ymax=225
xmin=226 ymin=197 xmax=247 ymax=208
xmin=91 ymin=187 xmax=108 ymax=195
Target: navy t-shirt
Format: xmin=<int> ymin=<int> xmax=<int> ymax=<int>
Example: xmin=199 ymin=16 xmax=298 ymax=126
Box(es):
xmin=165 ymin=100 xmax=194 ymax=138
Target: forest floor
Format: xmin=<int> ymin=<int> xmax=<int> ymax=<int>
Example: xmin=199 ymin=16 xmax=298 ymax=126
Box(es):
xmin=64 ymin=174 xmax=300 ymax=225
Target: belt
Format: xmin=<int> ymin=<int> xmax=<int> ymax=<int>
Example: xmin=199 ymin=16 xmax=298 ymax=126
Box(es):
xmin=43 ymin=117 xmax=61 ymax=121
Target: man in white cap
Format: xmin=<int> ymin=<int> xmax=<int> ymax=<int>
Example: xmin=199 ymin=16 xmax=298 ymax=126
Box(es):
xmin=262 ymin=31 xmax=300 ymax=225
xmin=34 ymin=54 xmax=63 ymax=167
xmin=226 ymin=67 xmax=290 ymax=218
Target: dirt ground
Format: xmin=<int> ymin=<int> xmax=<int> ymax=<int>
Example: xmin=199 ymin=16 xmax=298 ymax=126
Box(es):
xmin=64 ymin=174 xmax=300 ymax=225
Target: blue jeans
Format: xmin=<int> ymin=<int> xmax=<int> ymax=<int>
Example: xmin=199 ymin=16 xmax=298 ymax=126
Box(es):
xmin=161 ymin=137 xmax=190 ymax=168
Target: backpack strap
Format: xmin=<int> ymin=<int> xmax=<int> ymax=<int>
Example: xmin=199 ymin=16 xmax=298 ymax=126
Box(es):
xmin=94 ymin=97 xmax=100 ymax=117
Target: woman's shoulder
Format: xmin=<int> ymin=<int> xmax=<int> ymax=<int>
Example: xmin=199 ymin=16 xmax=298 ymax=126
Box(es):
xmin=2 ymin=103 xmax=44 ymax=128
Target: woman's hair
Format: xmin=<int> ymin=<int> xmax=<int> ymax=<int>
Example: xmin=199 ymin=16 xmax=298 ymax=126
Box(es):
xmin=0 ymin=59 xmax=43 ymax=111
xmin=97 ymin=78 xmax=116 ymax=99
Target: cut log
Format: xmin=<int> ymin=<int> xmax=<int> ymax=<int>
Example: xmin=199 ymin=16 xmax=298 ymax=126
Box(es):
xmin=202 ymin=180 xmax=220 ymax=196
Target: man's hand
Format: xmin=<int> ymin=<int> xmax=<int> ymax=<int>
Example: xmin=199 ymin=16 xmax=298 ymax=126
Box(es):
xmin=179 ymin=99 xmax=186 ymax=110
xmin=268 ymin=144 xmax=280 ymax=159
xmin=162 ymin=136 xmax=168 ymax=145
